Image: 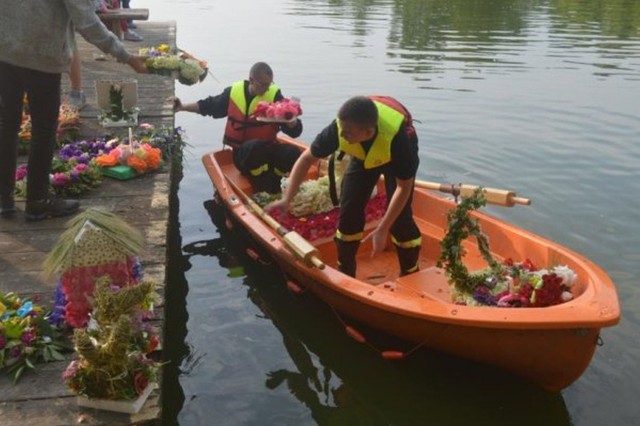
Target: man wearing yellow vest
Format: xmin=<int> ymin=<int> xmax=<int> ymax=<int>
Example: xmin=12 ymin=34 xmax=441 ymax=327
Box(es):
xmin=267 ymin=96 xmax=421 ymax=277
xmin=174 ymin=62 xmax=303 ymax=193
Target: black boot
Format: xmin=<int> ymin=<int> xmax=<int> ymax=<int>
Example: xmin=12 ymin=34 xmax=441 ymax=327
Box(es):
xmin=336 ymin=238 xmax=360 ymax=278
xmin=0 ymin=195 xmax=16 ymax=217
xmin=25 ymin=198 xmax=80 ymax=221
xmin=397 ymin=246 xmax=421 ymax=276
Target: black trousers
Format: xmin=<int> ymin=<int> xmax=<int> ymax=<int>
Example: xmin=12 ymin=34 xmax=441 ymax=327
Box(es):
xmin=232 ymin=139 xmax=301 ymax=193
xmin=335 ymin=159 xmax=421 ymax=277
xmin=0 ymin=61 xmax=61 ymax=202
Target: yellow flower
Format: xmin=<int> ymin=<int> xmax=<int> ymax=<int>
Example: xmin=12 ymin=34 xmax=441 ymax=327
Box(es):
xmin=158 ymin=44 xmax=170 ymax=53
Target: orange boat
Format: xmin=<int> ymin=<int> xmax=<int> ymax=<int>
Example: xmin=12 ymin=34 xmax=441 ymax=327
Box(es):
xmin=202 ymin=136 xmax=620 ymax=392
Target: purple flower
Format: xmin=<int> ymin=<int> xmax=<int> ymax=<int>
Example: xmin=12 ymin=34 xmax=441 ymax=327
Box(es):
xmin=472 ymin=286 xmax=498 ymax=306
xmin=0 ymin=332 xmax=6 ymax=350
xmin=131 ymin=257 xmax=144 ymax=281
xmin=9 ymin=345 xmax=22 ymax=358
xmin=49 ymin=279 xmax=67 ymax=327
xmin=15 ymin=165 xmax=28 ymax=181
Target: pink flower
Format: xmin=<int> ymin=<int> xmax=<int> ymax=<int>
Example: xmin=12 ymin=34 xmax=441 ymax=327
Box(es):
xmin=21 ymin=330 xmax=36 ymax=346
xmin=74 ymin=163 xmax=89 ymax=173
xmin=51 ymin=172 xmax=71 ymax=187
xmin=62 ymin=360 xmax=79 ymax=380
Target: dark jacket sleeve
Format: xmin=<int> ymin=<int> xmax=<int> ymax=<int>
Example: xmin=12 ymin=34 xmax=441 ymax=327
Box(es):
xmin=197 ymin=87 xmax=232 ymax=118
xmin=310 ymin=121 xmax=339 ymax=159
xmin=390 ymin=124 xmax=419 ymax=180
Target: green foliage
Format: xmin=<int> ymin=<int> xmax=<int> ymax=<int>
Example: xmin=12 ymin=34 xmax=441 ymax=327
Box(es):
xmin=437 ymin=188 xmax=503 ymax=291
xmin=0 ymin=291 xmax=72 ymax=384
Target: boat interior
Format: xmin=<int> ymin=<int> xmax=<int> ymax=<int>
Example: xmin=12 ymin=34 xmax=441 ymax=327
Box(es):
xmin=211 ymin=147 xmax=505 ymax=302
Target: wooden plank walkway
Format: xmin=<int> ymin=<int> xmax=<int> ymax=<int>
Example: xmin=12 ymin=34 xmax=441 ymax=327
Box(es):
xmin=0 ymin=21 xmax=177 ymax=425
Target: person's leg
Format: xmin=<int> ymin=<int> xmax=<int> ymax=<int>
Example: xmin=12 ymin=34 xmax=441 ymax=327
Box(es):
xmin=68 ymin=47 xmax=86 ymax=110
xmin=335 ymin=162 xmax=379 ymax=277
xmin=270 ymin=143 xmax=302 ymax=183
xmin=0 ymin=61 xmax=24 ymax=216
xmin=233 ymin=140 xmax=281 ymax=193
xmin=119 ymin=0 xmax=143 ymax=42
xmin=121 ymin=0 xmax=136 ymax=28
xmin=22 ymin=67 xmax=79 ymax=220
xmin=384 ymin=174 xmax=421 ymax=275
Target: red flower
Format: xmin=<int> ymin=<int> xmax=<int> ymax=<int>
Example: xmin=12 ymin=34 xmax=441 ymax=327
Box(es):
xmin=133 ymin=371 xmax=149 ymax=396
xmin=533 ymin=273 xmax=564 ymax=307
xmin=521 ymin=258 xmax=536 ymax=271
xmin=146 ymin=335 xmax=160 ymax=353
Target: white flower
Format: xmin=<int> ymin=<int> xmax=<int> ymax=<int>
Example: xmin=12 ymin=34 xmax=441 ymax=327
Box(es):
xmin=561 ymin=291 xmax=574 ymax=302
xmin=553 ymin=265 xmax=578 ymax=287
xmin=179 ymin=60 xmax=204 ymax=84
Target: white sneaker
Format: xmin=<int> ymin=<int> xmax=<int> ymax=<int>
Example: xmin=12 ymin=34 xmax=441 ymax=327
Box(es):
xmin=124 ymin=30 xmax=143 ymax=42
xmin=68 ymin=90 xmax=86 ymax=110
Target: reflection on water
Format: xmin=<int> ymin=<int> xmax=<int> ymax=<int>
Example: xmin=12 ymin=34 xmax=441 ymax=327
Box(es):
xmin=288 ymin=0 xmax=640 ymax=85
xmin=155 ymin=0 xmax=640 ymax=424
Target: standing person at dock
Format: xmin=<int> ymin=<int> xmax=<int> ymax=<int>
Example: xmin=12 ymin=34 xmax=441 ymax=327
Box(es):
xmin=0 ymin=0 xmax=147 ymax=221
xmin=174 ymin=62 xmax=303 ymax=193
xmin=267 ymin=95 xmax=422 ymax=278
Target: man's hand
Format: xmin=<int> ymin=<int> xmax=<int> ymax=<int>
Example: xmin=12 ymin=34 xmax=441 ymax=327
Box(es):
xmin=285 ymin=117 xmax=299 ymax=128
xmin=265 ymin=198 xmax=289 ymax=214
xmin=362 ymin=226 xmax=389 ymax=258
xmin=172 ymin=97 xmax=183 ymax=112
xmin=127 ymin=55 xmax=148 ymax=73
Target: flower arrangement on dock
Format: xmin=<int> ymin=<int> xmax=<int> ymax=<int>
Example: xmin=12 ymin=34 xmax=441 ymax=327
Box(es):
xmin=63 ymin=277 xmax=160 ymax=409
xmin=438 ymin=188 xmax=578 ymax=307
xmin=95 ymin=142 xmax=162 ymax=175
xmin=18 ymin=98 xmax=80 ymax=154
xmin=139 ymin=43 xmax=208 ymax=86
xmin=44 ymin=209 xmax=145 ymax=329
xmin=0 ymin=291 xmax=69 ymax=383
xmin=14 ymin=127 xmax=181 ymax=198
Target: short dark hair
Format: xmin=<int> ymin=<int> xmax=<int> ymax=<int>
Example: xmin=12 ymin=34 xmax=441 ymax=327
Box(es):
xmin=250 ymin=62 xmax=273 ymax=79
xmin=338 ymin=96 xmax=377 ymax=128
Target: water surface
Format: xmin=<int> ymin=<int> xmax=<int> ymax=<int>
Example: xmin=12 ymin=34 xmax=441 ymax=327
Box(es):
xmin=136 ymin=0 xmax=640 ymax=424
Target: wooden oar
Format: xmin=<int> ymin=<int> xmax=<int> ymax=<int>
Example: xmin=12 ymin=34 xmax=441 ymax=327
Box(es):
xmin=414 ymin=179 xmax=531 ymax=207
xmin=225 ymin=177 xmax=325 ymax=270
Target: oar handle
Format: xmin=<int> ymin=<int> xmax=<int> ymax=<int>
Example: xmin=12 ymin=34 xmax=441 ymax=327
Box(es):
xmin=414 ymin=180 xmax=531 ymax=207
xmin=310 ymin=255 xmax=326 ymax=269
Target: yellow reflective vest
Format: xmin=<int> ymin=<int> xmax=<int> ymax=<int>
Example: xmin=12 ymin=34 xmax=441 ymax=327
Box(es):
xmin=336 ymin=101 xmax=405 ymax=169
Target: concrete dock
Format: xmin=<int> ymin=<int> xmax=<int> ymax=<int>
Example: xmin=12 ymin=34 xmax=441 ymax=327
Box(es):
xmin=0 ymin=21 xmax=177 ymax=425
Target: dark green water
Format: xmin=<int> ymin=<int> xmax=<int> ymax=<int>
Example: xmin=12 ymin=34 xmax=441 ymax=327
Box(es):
xmin=138 ymin=0 xmax=640 ymax=424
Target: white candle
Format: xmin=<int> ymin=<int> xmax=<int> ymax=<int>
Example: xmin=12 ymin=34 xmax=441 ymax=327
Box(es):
xmin=128 ymin=127 xmax=134 ymax=153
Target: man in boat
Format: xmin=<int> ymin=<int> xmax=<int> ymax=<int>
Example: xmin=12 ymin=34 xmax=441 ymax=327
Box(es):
xmin=267 ymin=96 xmax=421 ymax=277
xmin=174 ymin=62 xmax=303 ymax=193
